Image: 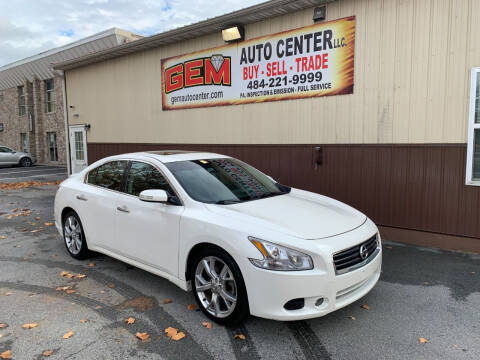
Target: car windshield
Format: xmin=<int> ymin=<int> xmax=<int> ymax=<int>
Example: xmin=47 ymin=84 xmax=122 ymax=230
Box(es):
xmin=165 ymin=158 xmax=290 ymax=204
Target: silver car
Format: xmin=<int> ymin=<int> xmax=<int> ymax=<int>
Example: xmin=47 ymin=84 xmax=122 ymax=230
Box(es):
xmin=0 ymin=145 xmax=36 ymax=167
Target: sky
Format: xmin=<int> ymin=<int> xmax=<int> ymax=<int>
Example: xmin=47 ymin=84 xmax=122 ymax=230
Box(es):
xmin=0 ymin=0 xmax=265 ymax=66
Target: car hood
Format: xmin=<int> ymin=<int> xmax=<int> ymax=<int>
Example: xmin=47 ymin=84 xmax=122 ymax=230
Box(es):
xmin=205 ymin=189 xmax=367 ymax=240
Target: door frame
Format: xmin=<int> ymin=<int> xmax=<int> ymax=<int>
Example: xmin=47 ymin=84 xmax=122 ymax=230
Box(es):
xmin=69 ymin=125 xmax=88 ymax=174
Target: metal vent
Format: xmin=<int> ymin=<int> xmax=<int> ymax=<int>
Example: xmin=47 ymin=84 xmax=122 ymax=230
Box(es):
xmin=333 ymin=234 xmax=379 ymax=275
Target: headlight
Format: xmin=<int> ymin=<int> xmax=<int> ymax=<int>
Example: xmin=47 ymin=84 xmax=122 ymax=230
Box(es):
xmin=248 ymin=237 xmax=313 ymax=271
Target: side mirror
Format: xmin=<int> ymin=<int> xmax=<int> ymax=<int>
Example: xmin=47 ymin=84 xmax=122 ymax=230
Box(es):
xmin=139 ymin=189 xmax=168 ymax=203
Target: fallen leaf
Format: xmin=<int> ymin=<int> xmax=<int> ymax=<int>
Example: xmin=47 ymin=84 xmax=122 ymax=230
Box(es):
xmin=472 ymin=272 xmax=476 ymax=275
xmin=95 ymin=305 xmax=101 ymax=310
xmin=202 ymin=322 xmax=212 ymax=329
xmin=56 ymin=286 xmax=72 ymax=291
xmin=165 ymin=327 xmax=177 ymax=337
xmin=0 ymin=323 xmax=7 ymax=328
xmin=4 ymin=292 xmax=13 ymax=296
xmin=419 ymin=337 xmax=428 ymax=344
xmin=80 ymin=319 xmax=87 ymax=323
xmin=361 ymin=304 xmax=370 ymax=310
xmin=76 ymin=274 xmax=87 ymax=279
xmin=423 ymin=282 xmax=430 ymax=285
xmin=126 ymin=317 xmax=136 ymax=325
xmin=163 ymin=298 xmax=172 ymax=304
xmin=88 ymin=262 xmax=95 ymax=267
xmin=108 ymin=283 xmax=115 ymax=288
xmin=234 ymin=334 xmax=246 ymax=340
xmin=0 ymin=350 xmax=11 ymax=359
xmin=44 ymin=222 xmax=54 ymax=226
xmin=0 ymin=236 xmax=6 ymax=240
xmin=22 ymin=322 xmax=38 ymax=329
xmin=66 ymin=289 xmax=76 ymax=294
xmin=136 ymin=332 xmax=150 ymax=342
xmin=172 ymin=331 xmax=185 ymax=341
xmin=42 ymin=350 xmax=53 ymax=357
xmin=13 ymin=208 xmax=19 ymax=213
xmin=187 ymin=304 xmax=198 ymax=311
xmin=30 ymin=229 xmax=39 ymax=233
xmin=60 ymin=271 xmax=74 ymax=278
xmin=348 ymin=316 xmax=356 ymax=320
xmin=63 ymin=330 xmax=74 ymax=339
xmin=157 ymin=335 xmax=162 ymax=340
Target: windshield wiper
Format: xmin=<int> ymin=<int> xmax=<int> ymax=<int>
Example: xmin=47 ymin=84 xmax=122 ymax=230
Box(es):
xmin=214 ymin=199 xmax=242 ymax=205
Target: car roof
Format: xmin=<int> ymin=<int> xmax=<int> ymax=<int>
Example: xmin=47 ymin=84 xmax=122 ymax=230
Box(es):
xmin=102 ymin=151 xmax=230 ymax=164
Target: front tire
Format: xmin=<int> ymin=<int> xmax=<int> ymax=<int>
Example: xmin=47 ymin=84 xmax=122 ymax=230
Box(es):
xmin=20 ymin=157 xmax=32 ymax=167
xmin=62 ymin=211 xmax=90 ymax=260
xmin=190 ymin=246 xmax=249 ymax=326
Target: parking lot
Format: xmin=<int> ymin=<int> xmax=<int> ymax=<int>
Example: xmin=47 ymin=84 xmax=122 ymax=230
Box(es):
xmin=0 ymin=184 xmax=479 ymax=359
xmin=0 ymin=165 xmax=67 ymax=183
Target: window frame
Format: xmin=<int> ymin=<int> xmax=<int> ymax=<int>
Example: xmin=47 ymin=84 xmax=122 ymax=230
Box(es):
xmin=18 ymin=86 xmax=26 ymax=116
xmin=47 ymin=131 xmax=58 ymax=162
xmin=45 ymin=79 xmax=55 ymax=113
xmin=466 ymin=68 xmax=480 ymax=186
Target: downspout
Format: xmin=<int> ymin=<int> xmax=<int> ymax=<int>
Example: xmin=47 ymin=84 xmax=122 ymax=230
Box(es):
xmin=60 ymin=70 xmax=71 ymax=175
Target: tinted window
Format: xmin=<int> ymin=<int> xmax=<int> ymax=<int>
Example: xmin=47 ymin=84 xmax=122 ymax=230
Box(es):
xmin=125 ymin=161 xmax=174 ymax=197
xmin=166 ymin=158 xmax=290 ymax=204
xmin=0 ymin=147 xmax=12 ymax=153
xmin=87 ymin=161 xmax=126 ymax=191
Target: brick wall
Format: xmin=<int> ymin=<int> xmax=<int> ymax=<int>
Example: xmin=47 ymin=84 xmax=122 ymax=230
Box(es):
xmin=0 ymin=76 xmax=66 ymax=165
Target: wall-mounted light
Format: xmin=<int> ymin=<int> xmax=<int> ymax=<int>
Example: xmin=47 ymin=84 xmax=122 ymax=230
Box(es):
xmin=313 ymin=5 xmax=326 ymax=22
xmin=85 ymin=124 xmax=91 ymax=130
xmin=222 ymin=25 xmax=244 ymax=42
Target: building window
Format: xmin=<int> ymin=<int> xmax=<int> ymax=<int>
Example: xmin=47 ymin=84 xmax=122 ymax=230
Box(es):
xmin=18 ymin=86 xmax=26 ymax=116
xmin=45 ymin=79 xmax=55 ymax=113
xmin=20 ymin=133 xmax=28 ymax=153
xmin=467 ymin=68 xmax=480 ymax=185
xmin=74 ymin=131 xmax=85 ymax=161
xmin=47 ymin=132 xmax=58 ymax=161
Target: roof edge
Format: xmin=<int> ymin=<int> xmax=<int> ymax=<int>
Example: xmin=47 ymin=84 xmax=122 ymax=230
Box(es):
xmin=0 ymin=27 xmax=142 ymax=72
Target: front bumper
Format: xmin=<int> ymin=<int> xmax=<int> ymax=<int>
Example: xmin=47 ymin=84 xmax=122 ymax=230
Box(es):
xmin=243 ymin=222 xmax=382 ymax=321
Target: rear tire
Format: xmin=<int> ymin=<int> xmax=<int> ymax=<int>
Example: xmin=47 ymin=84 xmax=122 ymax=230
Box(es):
xmin=20 ymin=157 xmax=32 ymax=167
xmin=190 ymin=246 xmax=249 ymax=326
xmin=62 ymin=211 xmax=90 ymax=260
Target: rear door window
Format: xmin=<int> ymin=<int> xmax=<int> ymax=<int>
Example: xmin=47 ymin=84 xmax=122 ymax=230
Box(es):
xmin=87 ymin=161 xmax=127 ymax=192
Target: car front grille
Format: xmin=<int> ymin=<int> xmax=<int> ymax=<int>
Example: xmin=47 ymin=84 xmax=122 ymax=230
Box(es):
xmin=333 ymin=234 xmax=379 ymax=275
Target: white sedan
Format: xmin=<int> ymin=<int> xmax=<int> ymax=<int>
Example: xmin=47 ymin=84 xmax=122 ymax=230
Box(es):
xmin=54 ymin=151 xmax=382 ymax=325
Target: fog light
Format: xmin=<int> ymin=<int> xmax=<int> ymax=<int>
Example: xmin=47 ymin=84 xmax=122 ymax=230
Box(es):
xmin=315 ymin=298 xmax=324 ymax=307
xmin=284 ymin=298 xmax=305 ymax=310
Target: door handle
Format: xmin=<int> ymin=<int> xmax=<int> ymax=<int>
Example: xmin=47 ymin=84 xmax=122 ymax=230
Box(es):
xmin=76 ymin=194 xmax=88 ymax=201
xmin=117 ymin=205 xmax=130 ymax=213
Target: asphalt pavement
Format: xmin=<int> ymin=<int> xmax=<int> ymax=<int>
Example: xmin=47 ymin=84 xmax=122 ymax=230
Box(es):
xmin=0 ymin=165 xmax=67 ymax=183
xmin=0 ymin=185 xmax=479 ymax=359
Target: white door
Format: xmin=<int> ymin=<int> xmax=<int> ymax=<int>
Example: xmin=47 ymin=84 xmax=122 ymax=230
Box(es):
xmin=69 ymin=126 xmax=88 ymax=173
xmin=114 ymin=161 xmax=183 ymax=277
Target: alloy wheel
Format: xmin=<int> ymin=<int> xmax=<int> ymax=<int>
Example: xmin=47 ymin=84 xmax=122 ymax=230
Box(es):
xmin=195 ymin=256 xmax=237 ymax=318
xmin=64 ymin=215 xmax=83 ymax=255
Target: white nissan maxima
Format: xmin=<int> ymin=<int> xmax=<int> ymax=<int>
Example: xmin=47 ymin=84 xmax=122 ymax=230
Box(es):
xmin=54 ymin=151 xmax=382 ymax=325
